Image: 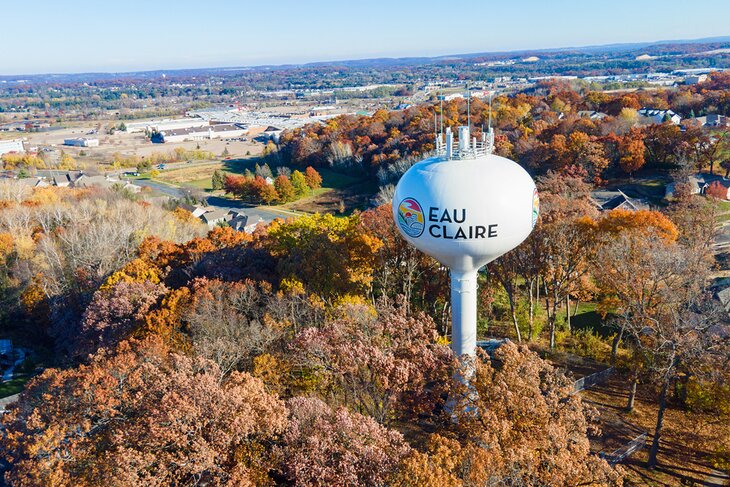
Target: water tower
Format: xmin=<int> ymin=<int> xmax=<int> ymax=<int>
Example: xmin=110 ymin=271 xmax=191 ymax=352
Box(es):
xmin=393 ymin=104 xmax=538 ymax=360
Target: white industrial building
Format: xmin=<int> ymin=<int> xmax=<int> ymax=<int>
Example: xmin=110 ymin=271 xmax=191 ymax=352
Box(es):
xmin=123 ymin=118 xmax=210 ymax=134
xmin=153 ymin=123 xmax=247 ymax=143
xmin=0 ymin=138 xmax=25 ymax=155
xmin=63 ymin=137 xmax=99 ymax=147
xmin=187 ymin=107 xmax=340 ymax=131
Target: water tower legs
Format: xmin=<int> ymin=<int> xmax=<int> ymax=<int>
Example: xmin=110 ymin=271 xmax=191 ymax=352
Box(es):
xmin=450 ymin=269 xmax=478 ymax=358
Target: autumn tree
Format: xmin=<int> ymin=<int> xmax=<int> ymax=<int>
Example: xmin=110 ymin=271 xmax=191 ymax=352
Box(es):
xmin=706 ymin=180 xmax=728 ymax=200
xmin=292 ymin=303 xmax=452 ymax=424
xmin=265 ymin=213 xmax=382 ymax=298
xmin=618 ymin=129 xmax=646 ymax=176
xmin=281 ymin=397 xmax=411 ymax=485
xmin=1 ymin=337 xmax=288 ymax=486
xmin=360 ymin=204 xmax=446 ymax=315
xmin=290 ymin=169 xmax=308 ymax=197
xmin=184 ymin=277 xmax=283 ymax=376
xmin=68 ymin=279 xmax=167 ymax=359
xmin=258 ymin=180 xmax=278 ymax=205
xmin=304 ymin=165 xmax=322 ymax=191
xmin=590 ymin=214 xmax=724 ymax=468
xmin=211 ymin=169 xmax=225 ymax=190
xmin=531 ymin=171 xmax=598 ymax=349
xmin=411 ymin=343 xmax=623 ymax=485
xmin=274 ymin=174 xmax=295 ymax=203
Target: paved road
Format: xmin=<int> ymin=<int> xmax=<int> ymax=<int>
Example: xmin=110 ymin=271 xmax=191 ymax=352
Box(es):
xmin=1 ymin=349 xmax=26 ymax=383
xmin=133 ymin=178 xmax=301 ymax=223
xmin=33 ymin=162 xmax=303 ymax=224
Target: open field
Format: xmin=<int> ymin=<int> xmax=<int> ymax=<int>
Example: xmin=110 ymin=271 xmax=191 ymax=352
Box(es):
xmin=154 ymin=162 xmax=223 ymax=189
xmin=8 ymin=120 xmax=264 ymax=169
xmin=149 ymin=157 xmax=378 ymax=214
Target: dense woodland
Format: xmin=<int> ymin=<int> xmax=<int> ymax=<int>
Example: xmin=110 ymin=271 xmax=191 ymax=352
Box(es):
xmin=279 ymin=72 xmax=730 ymax=186
xmin=1 ymin=73 xmax=729 ymax=486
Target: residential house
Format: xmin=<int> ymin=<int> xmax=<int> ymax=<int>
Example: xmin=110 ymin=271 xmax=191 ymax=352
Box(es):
xmin=200 ymin=209 xmax=231 ymax=227
xmin=52 ymin=174 xmax=72 ymax=187
xmin=591 ymin=189 xmax=650 ymax=212
xmin=665 ymin=173 xmax=730 ymax=200
xmin=227 ymin=211 xmax=249 ymax=232
xmin=638 ymin=108 xmax=681 ymax=125
xmin=178 ymin=203 xmax=209 ymax=218
xmin=577 ymin=110 xmax=608 ymax=121
xmin=694 ymin=114 xmax=730 ymax=128
xmin=74 ymin=175 xmax=141 ymax=193
xmin=17 ymin=177 xmax=49 ymax=188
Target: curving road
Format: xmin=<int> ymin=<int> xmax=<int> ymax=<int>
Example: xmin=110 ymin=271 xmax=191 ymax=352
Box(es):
xmin=132 ymin=178 xmax=301 ymax=223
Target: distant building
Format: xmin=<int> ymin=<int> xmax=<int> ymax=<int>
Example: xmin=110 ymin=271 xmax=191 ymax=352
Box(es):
xmin=444 ymin=93 xmax=464 ymax=101
xmin=17 ymin=177 xmax=49 ymax=188
xmin=152 ymin=124 xmax=247 ymax=143
xmin=53 ymin=174 xmax=73 ymax=187
xmin=635 ymin=54 xmax=656 ymax=61
xmin=200 ymin=209 xmax=231 ymax=227
xmin=74 ymin=174 xmax=140 ymax=192
xmin=684 ymin=74 xmax=708 ymax=85
xmin=522 ymin=56 xmax=540 ymax=62
xmin=577 ymin=110 xmax=608 ymax=121
xmin=638 ymin=108 xmax=681 ymax=125
xmin=665 ymin=173 xmax=730 ymax=200
xmin=63 ymin=137 xmax=99 ymax=147
xmin=694 ymin=114 xmax=729 ymax=128
xmin=124 ymin=118 xmax=209 ymax=134
xmin=262 ymin=126 xmax=283 ymax=143
xmin=0 ymin=138 xmax=25 ymax=156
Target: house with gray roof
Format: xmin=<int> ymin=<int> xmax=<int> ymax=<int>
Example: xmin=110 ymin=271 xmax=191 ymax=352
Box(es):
xmin=591 ymin=189 xmax=650 ymax=212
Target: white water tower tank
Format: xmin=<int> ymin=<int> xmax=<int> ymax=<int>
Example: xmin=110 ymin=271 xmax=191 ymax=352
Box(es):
xmin=393 ymin=129 xmax=538 ymax=358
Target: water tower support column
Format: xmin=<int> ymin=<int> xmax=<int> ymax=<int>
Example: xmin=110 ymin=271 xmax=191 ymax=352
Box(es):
xmin=450 ymin=269 xmax=478 ymax=357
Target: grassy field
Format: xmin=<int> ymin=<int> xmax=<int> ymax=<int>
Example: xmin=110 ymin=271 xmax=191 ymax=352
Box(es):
xmin=0 ymin=372 xmax=32 ymax=398
xmin=153 ymin=162 xmax=222 ymax=190
xmin=148 ymin=157 xmax=376 ymax=214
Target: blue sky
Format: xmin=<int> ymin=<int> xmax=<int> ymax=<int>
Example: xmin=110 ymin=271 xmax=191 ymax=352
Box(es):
xmin=2 ymin=0 xmax=729 ymax=75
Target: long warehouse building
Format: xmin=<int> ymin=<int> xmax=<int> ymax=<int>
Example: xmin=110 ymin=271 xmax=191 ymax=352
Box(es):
xmin=151 ymin=123 xmax=247 ymax=143
xmin=124 ymin=118 xmax=210 ymax=134
xmin=0 ymin=138 xmax=25 ymax=155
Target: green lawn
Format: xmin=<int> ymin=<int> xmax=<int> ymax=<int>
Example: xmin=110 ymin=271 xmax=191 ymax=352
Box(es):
xmin=0 ymin=372 xmax=32 ymax=398
xmin=316 ymin=167 xmax=364 ymax=189
xmin=182 ymin=177 xmax=214 ymax=191
xmin=717 ymin=200 xmax=730 ymax=211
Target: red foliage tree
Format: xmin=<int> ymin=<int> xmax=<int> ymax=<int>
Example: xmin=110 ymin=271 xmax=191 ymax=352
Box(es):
xmin=706 ymin=180 xmax=728 ymax=200
xmin=280 ymin=397 xmax=410 ymax=486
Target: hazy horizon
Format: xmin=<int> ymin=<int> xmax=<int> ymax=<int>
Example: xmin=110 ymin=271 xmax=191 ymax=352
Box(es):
xmin=2 ymin=0 xmax=730 ymax=76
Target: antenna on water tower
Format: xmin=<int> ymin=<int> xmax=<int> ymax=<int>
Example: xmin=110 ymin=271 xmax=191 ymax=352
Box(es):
xmin=466 ymin=83 xmax=471 ymax=135
xmin=439 ymin=88 xmax=444 ymax=137
xmin=488 ymin=89 xmax=493 ymax=131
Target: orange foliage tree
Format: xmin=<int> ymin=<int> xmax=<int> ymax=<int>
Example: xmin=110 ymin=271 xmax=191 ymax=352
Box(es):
xmin=1 ymin=337 xmax=288 ymax=486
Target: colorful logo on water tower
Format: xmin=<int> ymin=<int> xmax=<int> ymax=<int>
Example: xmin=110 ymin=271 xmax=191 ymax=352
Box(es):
xmin=397 ymin=197 xmax=425 ymax=238
xmin=532 ymin=188 xmax=540 ymax=228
